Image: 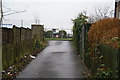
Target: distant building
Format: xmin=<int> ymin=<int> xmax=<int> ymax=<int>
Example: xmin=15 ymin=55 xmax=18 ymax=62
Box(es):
xmin=45 ymin=29 xmax=68 ymax=38
xmin=52 ymin=28 xmax=59 ymax=38
xmin=115 ymin=0 xmax=120 ymax=19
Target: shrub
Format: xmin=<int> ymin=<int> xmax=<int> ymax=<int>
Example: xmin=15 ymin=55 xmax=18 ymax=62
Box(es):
xmin=34 ymin=40 xmax=42 ymax=50
xmin=88 ymin=18 xmax=120 ymax=49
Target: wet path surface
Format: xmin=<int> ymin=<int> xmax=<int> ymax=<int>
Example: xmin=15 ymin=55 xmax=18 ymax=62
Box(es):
xmin=17 ymin=41 xmax=86 ymax=78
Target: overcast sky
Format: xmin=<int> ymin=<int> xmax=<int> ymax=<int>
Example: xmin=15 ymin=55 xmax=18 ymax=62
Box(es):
xmin=3 ymin=0 xmax=115 ymax=33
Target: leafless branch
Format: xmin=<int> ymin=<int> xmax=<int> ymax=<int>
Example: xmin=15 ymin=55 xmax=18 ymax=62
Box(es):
xmin=88 ymin=5 xmax=114 ymax=23
xmin=3 ymin=5 xmax=28 ymax=17
xmin=3 ymin=10 xmax=25 ymax=16
xmin=34 ymin=12 xmax=40 ymax=24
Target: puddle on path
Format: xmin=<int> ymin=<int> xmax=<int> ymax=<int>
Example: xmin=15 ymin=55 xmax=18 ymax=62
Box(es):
xmin=52 ymin=52 xmax=66 ymax=54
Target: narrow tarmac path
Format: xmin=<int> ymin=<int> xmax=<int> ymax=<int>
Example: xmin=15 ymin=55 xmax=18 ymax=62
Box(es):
xmin=17 ymin=41 xmax=86 ymax=78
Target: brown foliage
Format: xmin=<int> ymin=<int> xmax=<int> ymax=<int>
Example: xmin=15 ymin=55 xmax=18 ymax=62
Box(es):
xmin=88 ymin=18 xmax=120 ymax=49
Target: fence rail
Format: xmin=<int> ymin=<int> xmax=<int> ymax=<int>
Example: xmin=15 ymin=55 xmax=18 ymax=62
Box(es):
xmin=2 ymin=25 xmax=44 ymax=69
xmin=74 ymin=23 xmax=120 ymax=78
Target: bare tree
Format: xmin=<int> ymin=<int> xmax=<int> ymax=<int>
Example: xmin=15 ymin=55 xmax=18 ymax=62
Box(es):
xmin=88 ymin=6 xmax=114 ymax=23
xmin=3 ymin=9 xmax=26 ymax=17
xmin=34 ymin=12 xmax=40 ymax=25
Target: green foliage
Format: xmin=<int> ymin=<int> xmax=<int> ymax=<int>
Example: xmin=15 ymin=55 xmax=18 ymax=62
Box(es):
xmin=59 ymin=30 xmax=67 ymax=38
xmin=96 ymin=70 xmax=112 ymax=78
xmin=34 ymin=40 xmax=42 ymax=50
xmin=118 ymin=42 xmax=120 ymax=47
xmin=45 ymin=30 xmax=52 ymax=38
xmin=2 ymin=54 xmax=32 ymax=79
xmin=95 ymin=64 xmax=113 ymax=78
xmin=72 ymin=12 xmax=88 ymax=54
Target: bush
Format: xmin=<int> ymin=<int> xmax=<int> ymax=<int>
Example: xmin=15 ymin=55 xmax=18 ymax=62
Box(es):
xmin=88 ymin=18 xmax=120 ymax=49
xmin=87 ymin=18 xmax=120 ymax=78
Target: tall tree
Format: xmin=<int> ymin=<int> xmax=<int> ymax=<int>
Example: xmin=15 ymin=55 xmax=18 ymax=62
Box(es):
xmin=59 ymin=30 xmax=67 ymax=38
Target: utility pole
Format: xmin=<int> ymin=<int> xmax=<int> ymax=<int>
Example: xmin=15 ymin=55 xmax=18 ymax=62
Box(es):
xmin=61 ymin=26 xmax=63 ymax=39
xmin=0 ymin=0 xmax=3 ymax=25
xmin=21 ymin=19 xmax=23 ymax=27
xmin=0 ymin=0 xmax=2 ymax=80
xmin=52 ymin=27 xmax=53 ymax=38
